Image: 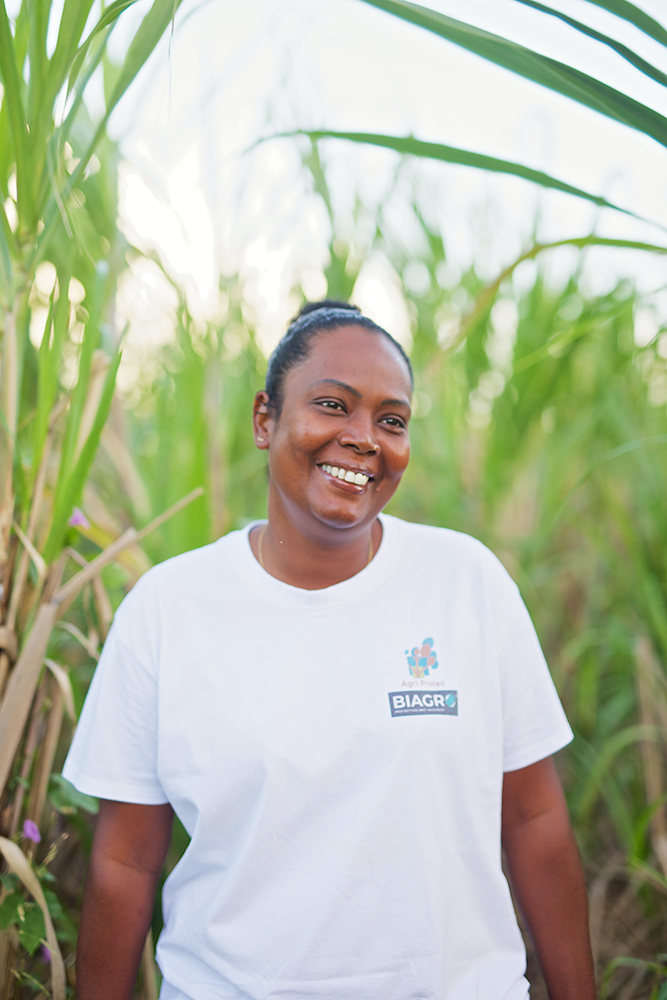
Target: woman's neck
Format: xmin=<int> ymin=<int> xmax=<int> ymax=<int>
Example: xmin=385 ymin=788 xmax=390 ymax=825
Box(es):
xmin=249 ymin=512 xmax=381 ymax=590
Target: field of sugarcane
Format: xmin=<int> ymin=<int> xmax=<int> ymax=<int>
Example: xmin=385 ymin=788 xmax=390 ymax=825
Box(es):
xmin=1 ymin=0 xmax=667 ymax=997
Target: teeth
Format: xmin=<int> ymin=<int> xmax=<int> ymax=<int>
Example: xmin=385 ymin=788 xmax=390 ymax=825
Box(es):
xmin=320 ymin=464 xmax=370 ymax=486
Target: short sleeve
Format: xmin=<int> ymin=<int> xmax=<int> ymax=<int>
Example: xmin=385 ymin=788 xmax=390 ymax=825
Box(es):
xmin=499 ymin=587 xmax=573 ymax=772
xmin=62 ymin=616 xmax=168 ymax=805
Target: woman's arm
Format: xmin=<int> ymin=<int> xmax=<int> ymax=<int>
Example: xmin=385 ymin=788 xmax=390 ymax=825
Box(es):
xmin=77 ymin=799 xmax=174 ymax=1000
xmin=501 ymin=756 xmax=596 ymax=1000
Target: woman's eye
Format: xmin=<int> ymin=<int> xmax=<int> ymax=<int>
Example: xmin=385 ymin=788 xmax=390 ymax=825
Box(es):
xmin=315 ymin=399 xmax=346 ymax=411
xmin=381 ymin=416 xmax=407 ymax=429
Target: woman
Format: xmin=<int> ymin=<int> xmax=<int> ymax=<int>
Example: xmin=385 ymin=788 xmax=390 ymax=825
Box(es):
xmin=64 ymin=301 xmax=596 ymax=1000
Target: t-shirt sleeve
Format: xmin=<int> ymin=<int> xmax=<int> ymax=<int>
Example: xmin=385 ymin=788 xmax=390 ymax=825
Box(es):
xmin=497 ymin=581 xmax=573 ymax=772
xmin=62 ymin=598 xmax=168 ymax=805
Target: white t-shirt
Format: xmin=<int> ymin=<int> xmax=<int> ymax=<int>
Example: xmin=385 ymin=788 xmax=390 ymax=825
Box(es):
xmin=64 ymin=514 xmax=572 ymax=1000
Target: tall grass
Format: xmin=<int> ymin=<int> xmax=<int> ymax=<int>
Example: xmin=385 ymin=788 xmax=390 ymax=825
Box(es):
xmin=0 ymin=0 xmax=189 ymax=993
xmin=325 ymin=0 xmax=667 ymax=234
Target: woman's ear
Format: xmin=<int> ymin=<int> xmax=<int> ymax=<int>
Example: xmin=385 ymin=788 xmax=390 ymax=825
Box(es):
xmin=253 ymin=391 xmax=271 ymax=449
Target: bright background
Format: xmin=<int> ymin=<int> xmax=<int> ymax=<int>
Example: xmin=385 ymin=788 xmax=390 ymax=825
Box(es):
xmin=97 ymin=0 xmax=667 ymax=359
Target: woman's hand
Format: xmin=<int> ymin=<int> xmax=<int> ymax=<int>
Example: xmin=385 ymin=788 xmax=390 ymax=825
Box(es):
xmin=501 ymin=756 xmax=596 ymax=1000
xmin=77 ymin=799 xmax=173 ymax=1000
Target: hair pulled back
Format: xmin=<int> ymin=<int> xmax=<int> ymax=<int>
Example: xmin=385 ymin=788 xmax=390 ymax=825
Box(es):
xmin=265 ymin=300 xmax=413 ymax=414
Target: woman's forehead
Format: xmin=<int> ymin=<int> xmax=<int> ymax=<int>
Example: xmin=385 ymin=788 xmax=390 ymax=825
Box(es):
xmin=287 ymin=325 xmax=412 ymax=396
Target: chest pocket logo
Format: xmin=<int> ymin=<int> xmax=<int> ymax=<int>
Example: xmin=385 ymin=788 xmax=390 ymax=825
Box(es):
xmin=389 ymin=636 xmax=458 ymax=717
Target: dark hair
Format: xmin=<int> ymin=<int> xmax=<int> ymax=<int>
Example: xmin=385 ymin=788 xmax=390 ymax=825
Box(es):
xmin=265 ymin=300 xmax=413 ymax=413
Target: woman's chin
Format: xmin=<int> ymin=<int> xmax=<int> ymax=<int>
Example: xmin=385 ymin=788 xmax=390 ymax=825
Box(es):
xmin=309 ymin=496 xmax=378 ymax=532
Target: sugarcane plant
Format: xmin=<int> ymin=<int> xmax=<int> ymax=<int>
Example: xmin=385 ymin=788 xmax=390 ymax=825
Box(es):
xmin=0 ymin=0 xmax=190 ymax=994
xmin=312 ymin=0 xmax=667 ymax=222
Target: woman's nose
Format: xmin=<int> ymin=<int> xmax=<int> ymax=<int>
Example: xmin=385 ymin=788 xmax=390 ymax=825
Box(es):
xmin=338 ymin=415 xmax=379 ymax=454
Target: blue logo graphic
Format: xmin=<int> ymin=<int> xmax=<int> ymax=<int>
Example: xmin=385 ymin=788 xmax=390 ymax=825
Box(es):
xmin=405 ymin=637 xmax=438 ymax=678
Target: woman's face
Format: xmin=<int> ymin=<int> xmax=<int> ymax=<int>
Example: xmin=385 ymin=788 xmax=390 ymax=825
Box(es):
xmin=257 ymin=325 xmax=412 ymax=537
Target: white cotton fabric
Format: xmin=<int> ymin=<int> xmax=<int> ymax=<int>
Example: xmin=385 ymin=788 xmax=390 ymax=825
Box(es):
xmin=63 ymin=514 xmax=573 ymax=1000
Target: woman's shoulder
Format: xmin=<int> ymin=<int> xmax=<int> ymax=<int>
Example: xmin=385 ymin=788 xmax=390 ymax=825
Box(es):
xmin=113 ymin=529 xmax=246 ymax=626
xmin=386 ymin=514 xmax=504 ymax=560
xmin=385 ymin=514 xmax=518 ymax=590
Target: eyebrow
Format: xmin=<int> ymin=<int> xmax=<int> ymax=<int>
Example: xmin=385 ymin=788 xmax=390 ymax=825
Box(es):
xmin=309 ymin=379 xmax=362 ymax=398
xmin=309 ymin=380 xmax=411 ymax=409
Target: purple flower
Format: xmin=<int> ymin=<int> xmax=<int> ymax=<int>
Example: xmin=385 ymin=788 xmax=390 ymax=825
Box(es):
xmin=68 ymin=507 xmax=90 ymax=529
xmin=40 ymin=945 xmax=51 ymax=963
xmin=23 ymin=819 xmax=41 ymax=843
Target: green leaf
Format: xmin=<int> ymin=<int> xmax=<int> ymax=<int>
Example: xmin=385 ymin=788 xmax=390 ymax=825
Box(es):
xmin=17 ymin=902 xmax=46 ymax=956
xmin=36 ymin=0 xmax=184 ymax=267
xmin=295 ymin=130 xmax=660 ymax=227
xmin=65 ymin=0 xmax=138 ymax=97
xmin=57 ymin=347 xmax=122 ymax=522
xmin=0 ymin=0 xmax=29 ymax=218
xmin=43 ymin=889 xmax=64 ymax=921
xmin=0 ymin=873 xmax=18 ymax=892
xmin=543 ymin=433 xmax=667 ymax=534
xmin=360 ymin=0 xmax=667 ymax=149
xmin=50 ymin=264 xmax=106 ymax=522
xmin=574 ymin=723 xmax=661 ymax=821
xmin=49 ymin=774 xmax=99 ymax=816
xmin=44 ymin=278 xmax=123 ymax=562
xmin=46 ymin=0 xmax=98 ymax=102
xmin=105 ymin=0 xmax=182 ymax=116
xmin=0 ymin=890 xmax=23 ymax=930
xmin=585 ymin=0 xmax=667 ymax=48
xmin=26 ymin=0 xmax=51 ymax=191
xmin=30 ymin=279 xmax=63 ymax=490
xmin=0 ymin=199 xmax=13 ymax=303
xmin=514 ymin=0 xmax=667 ymax=88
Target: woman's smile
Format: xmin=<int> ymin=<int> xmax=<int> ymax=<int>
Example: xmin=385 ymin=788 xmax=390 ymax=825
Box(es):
xmin=317 ymin=462 xmax=373 ymax=489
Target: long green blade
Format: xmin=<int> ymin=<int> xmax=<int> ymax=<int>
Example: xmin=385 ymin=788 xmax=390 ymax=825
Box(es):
xmin=0 ymin=201 xmax=13 ymax=302
xmin=65 ymin=0 xmax=137 ymax=98
xmin=297 ymin=130 xmax=660 ymax=228
xmin=584 ymin=0 xmax=667 ymax=48
xmin=26 ymin=0 xmax=50 ymax=129
xmin=42 ymin=349 xmax=122 ymax=562
xmin=360 ymin=0 xmax=667 ymax=148
xmin=514 ymin=0 xmax=667 ymax=88
xmin=36 ymin=0 xmax=183 ymax=266
xmin=105 ymin=0 xmax=182 ymax=117
xmin=460 ymin=234 xmax=667 ymax=343
xmin=46 ymin=0 xmax=97 ymax=105
xmin=57 ymin=266 xmax=106 ymax=489
xmin=0 ymin=0 xmax=29 ymax=215
xmin=31 ymin=273 xmax=69 ymax=490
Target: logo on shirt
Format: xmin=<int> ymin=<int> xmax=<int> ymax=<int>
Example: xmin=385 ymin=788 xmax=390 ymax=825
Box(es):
xmin=387 ymin=636 xmax=458 ymax=717
xmin=388 ymin=690 xmax=458 ymax=717
xmin=406 ymin=637 xmax=438 ymax=677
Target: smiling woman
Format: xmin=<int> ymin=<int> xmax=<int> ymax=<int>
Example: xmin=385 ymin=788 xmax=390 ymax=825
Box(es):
xmin=250 ymin=302 xmax=413 ymax=589
xmin=63 ymin=301 xmax=595 ymax=1000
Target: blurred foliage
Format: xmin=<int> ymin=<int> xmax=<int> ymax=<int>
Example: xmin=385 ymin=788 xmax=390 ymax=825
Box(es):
xmin=0 ymin=0 xmax=184 ymax=993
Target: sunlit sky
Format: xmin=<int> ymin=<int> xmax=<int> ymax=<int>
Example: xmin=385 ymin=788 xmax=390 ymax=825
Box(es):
xmin=83 ymin=0 xmax=667 ymax=353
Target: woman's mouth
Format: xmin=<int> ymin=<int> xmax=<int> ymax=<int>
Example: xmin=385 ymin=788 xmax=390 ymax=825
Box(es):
xmin=318 ymin=463 xmax=372 ymax=487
